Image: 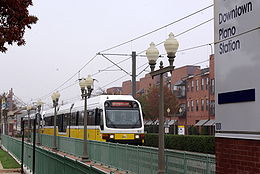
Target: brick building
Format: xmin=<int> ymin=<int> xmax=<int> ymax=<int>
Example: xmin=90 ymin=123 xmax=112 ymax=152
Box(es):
xmin=106 ymin=87 xmax=122 ymax=95
xmin=106 ymin=55 xmax=215 ymax=134
xmin=172 ymin=55 xmax=215 ymax=134
xmin=107 ymin=73 xmax=168 ymax=96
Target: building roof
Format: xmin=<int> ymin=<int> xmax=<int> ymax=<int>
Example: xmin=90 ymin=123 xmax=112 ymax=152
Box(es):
xmin=204 ymin=119 xmax=215 ymax=126
xmin=194 ymin=120 xmax=208 ymax=126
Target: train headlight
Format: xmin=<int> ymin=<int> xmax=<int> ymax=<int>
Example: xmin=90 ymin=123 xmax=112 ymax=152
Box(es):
xmin=135 ymin=134 xmax=140 ymax=139
xmin=110 ymin=134 xmax=114 ymax=139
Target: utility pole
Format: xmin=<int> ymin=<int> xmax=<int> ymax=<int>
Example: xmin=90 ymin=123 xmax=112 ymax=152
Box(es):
xmin=132 ymin=51 xmax=136 ymax=98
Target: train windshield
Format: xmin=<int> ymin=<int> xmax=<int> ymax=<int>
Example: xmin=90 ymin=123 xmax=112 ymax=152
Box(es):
xmin=105 ymin=109 xmax=141 ymax=128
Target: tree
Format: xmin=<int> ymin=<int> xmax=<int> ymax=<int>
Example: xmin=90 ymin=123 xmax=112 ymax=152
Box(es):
xmin=137 ymin=85 xmax=178 ymax=121
xmin=0 ymin=0 xmax=38 ymax=53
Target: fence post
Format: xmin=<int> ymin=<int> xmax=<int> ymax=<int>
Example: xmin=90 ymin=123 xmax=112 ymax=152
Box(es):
xmin=206 ymin=154 xmax=210 ymax=174
xmin=165 ymin=150 xmax=168 ymax=173
xmin=137 ymin=145 xmax=139 ymax=174
xmin=126 ymin=144 xmax=128 ymax=171
xmin=21 ymin=118 xmax=25 ymax=173
xmin=32 ymin=117 xmax=37 ymax=174
xmin=184 ymin=151 xmax=187 ymax=173
xmin=150 ymin=149 xmax=152 ymax=174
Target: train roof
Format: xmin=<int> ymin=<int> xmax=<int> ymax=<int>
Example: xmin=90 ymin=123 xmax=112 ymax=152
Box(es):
xmin=43 ymin=95 xmax=136 ymax=117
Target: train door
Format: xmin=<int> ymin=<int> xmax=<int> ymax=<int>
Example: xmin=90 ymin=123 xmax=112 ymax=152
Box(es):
xmin=95 ymin=108 xmax=103 ymax=141
xmin=57 ymin=114 xmax=67 ymax=136
xmin=87 ymin=109 xmax=96 ymax=140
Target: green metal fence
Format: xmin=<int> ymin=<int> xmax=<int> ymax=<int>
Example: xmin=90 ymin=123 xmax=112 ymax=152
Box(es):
xmin=39 ymin=134 xmax=215 ymax=174
xmin=1 ymin=135 xmax=106 ymax=174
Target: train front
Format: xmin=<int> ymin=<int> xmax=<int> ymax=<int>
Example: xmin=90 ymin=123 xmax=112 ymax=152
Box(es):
xmin=100 ymin=99 xmax=144 ymax=145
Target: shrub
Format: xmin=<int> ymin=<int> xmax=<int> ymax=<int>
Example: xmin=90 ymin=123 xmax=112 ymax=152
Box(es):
xmin=144 ymin=133 xmax=215 ymax=154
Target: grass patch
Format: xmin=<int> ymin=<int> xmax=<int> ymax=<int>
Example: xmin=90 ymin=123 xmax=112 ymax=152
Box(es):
xmin=0 ymin=148 xmax=20 ymax=169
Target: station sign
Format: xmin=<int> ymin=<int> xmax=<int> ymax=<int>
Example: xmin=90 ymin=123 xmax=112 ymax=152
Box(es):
xmin=214 ymin=0 xmax=260 ymax=139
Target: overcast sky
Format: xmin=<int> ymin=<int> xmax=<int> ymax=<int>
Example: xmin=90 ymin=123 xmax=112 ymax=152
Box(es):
xmin=0 ymin=0 xmax=214 ymax=107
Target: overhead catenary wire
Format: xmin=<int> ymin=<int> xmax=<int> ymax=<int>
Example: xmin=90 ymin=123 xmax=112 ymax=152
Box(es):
xmin=42 ymin=40 xmax=212 ymax=102
xmin=52 ymin=58 xmax=211 ymax=106
xmin=93 ymin=18 xmax=214 ymax=78
xmin=40 ymin=38 xmax=213 ymax=104
xmin=99 ymin=4 xmax=213 ymax=53
xmin=49 ymin=41 xmax=214 ymax=97
xmin=38 ymin=54 xmax=98 ymax=100
xmin=36 ymin=8 xmax=214 ymax=102
xmin=100 ymin=58 xmax=211 ymax=89
xmin=91 ymin=57 xmax=131 ymax=76
xmin=13 ymin=94 xmax=27 ymax=106
xmin=100 ymin=54 xmax=131 ymax=75
xmin=155 ymin=18 xmax=214 ymax=49
xmin=100 ymin=74 xmax=129 ymax=89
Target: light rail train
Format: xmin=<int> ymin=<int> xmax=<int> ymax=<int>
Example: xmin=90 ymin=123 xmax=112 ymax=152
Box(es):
xmin=42 ymin=95 xmax=145 ymax=144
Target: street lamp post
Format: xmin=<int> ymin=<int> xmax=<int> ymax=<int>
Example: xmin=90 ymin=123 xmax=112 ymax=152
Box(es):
xmin=79 ymin=75 xmax=94 ymax=161
xmin=26 ymin=105 xmax=32 ymax=142
xmin=51 ymin=92 xmax=60 ymax=150
xmin=36 ymin=100 xmax=44 ymax=145
xmin=146 ymin=32 xmax=179 ymax=174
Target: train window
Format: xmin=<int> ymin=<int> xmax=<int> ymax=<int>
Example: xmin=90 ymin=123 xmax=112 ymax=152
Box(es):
xmin=87 ymin=109 xmax=95 ymax=125
xmin=99 ymin=110 xmax=104 ymax=130
xmin=78 ymin=111 xmax=84 ymax=125
xmin=62 ymin=114 xmax=68 ymax=132
xmin=57 ymin=114 xmax=68 ymax=132
xmin=65 ymin=113 xmax=70 ymax=127
xmin=76 ymin=111 xmax=80 ymax=126
xmin=57 ymin=114 xmax=63 ymax=132
xmin=95 ymin=108 xmax=100 ymax=125
xmin=44 ymin=116 xmax=54 ymax=126
xmin=70 ymin=112 xmax=76 ymax=126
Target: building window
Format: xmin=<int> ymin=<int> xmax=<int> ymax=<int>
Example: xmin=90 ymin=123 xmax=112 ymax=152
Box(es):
xmin=201 ymin=99 xmax=204 ymax=111
xmin=187 ymin=82 xmax=190 ymax=92
xmin=211 ymin=79 xmax=215 ymax=94
xmin=191 ymin=100 xmax=194 ymax=111
xmin=187 ymin=101 xmax=190 ymax=112
xmin=201 ymin=79 xmax=204 ymax=90
xmin=206 ymin=78 xmax=209 ymax=90
xmin=196 ymin=100 xmax=199 ymax=111
xmin=174 ymin=85 xmax=186 ymax=98
xmin=206 ymin=99 xmax=209 ymax=111
xmin=191 ymin=81 xmax=194 ymax=92
xmin=196 ymin=80 xmax=199 ymax=91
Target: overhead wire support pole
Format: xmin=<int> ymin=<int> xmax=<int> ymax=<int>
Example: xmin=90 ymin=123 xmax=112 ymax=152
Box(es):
xmin=132 ymin=51 xmax=136 ymax=98
xmin=97 ymin=52 xmax=138 ymax=98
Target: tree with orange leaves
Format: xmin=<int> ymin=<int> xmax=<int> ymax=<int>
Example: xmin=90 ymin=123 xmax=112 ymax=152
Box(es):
xmin=137 ymin=85 xmax=178 ymax=121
